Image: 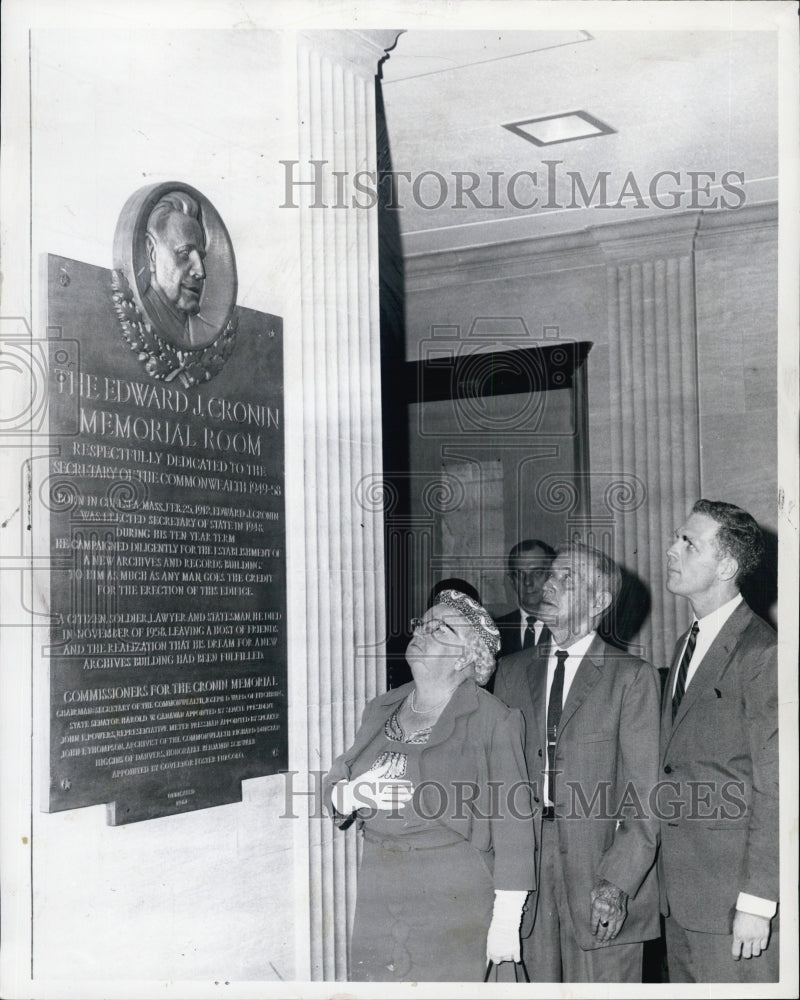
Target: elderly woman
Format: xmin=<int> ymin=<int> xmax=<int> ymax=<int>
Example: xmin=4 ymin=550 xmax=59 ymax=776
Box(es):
xmin=325 ymin=589 xmax=534 ymax=982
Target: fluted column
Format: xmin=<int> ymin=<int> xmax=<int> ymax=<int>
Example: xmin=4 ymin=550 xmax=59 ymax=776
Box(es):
xmin=593 ymin=214 xmax=702 ymax=670
xmin=292 ymin=30 xmax=401 ymax=982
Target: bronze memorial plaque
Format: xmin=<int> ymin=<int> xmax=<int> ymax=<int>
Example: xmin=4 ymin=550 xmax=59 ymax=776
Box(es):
xmin=45 ymin=182 xmax=287 ymax=824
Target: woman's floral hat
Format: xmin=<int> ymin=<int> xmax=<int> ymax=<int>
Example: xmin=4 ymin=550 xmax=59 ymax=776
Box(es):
xmin=435 ymin=589 xmax=501 ymax=656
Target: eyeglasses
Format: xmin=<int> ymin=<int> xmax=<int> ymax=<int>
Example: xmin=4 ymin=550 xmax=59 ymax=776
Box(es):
xmin=410 ymin=617 xmax=453 ymax=637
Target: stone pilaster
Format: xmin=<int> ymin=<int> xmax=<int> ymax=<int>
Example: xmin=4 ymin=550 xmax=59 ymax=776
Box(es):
xmin=593 ymin=214 xmax=702 ymax=670
xmin=293 ymin=29 xmax=401 ymax=982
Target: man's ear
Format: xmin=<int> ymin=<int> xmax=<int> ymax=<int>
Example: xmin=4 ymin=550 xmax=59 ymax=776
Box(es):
xmin=717 ymin=553 xmax=739 ymax=584
xmin=145 ymin=232 xmax=157 ymax=273
xmin=592 ymin=590 xmax=612 ymax=618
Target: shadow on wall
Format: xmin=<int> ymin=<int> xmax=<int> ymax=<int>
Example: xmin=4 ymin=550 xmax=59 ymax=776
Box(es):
xmin=376 ymin=71 xmax=412 ymax=690
xmin=741 ymin=525 xmax=778 ymax=630
xmin=598 ymin=566 xmax=652 ymax=655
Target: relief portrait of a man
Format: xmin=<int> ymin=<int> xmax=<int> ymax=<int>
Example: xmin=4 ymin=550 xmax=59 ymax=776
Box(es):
xmin=142 ymin=191 xmax=219 ymax=351
xmin=112 ymin=181 xmax=238 ymax=383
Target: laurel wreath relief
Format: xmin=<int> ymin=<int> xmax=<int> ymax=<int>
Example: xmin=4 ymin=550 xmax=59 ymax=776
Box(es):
xmin=110 ymin=269 xmax=237 ymax=388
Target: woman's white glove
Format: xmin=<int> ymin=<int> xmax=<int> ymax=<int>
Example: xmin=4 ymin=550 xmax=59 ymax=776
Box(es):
xmin=332 ymin=758 xmax=413 ymax=815
xmin=486 ymin=890 xmax=527 ymax=963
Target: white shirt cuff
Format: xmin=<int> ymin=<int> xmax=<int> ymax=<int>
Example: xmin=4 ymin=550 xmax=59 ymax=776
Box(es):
xmin=736 ymin=892 xmax=777 ymax=919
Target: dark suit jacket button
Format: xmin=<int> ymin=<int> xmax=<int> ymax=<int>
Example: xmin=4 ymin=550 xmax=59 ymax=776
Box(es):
xmin=663 ymin=765 xmax=672 ymax=774
xmin=537 ymin=749 xmax=543 ymax=757
xmin=532 ymin=796 xmax=540 ymax=804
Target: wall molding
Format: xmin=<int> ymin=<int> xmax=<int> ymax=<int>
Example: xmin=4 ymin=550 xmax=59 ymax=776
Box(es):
xmin=298 ymin=29 xmax=404 ymax=76
xmin=404 ymin=201 xmax=778 ymax=291
xmin=695 ymin=200 xmax=778 ymax=251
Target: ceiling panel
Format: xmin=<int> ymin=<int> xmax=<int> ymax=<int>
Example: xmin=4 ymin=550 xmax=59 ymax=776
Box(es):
xmin=381 ymin=30 xmax=778 ymax=244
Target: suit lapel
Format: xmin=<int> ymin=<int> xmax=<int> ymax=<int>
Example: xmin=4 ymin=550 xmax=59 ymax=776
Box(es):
xmin=660 ymin=633 xmax=685 ymax=747
xmin=500 ymin=610 xmax=524 ymax=654
xmin=664 ymin=601 xmax=753 ymax=750
xmin=526 ymin=646 xmax=549 ymax=747
xmin=557 ymin=635 xmax=604 ymax=737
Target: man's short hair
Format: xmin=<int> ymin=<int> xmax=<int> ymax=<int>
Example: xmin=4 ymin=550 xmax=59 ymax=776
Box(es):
xmin=555 ymin=540 xmax=622 ymax=611
xmin=146 ymin=191 xmax=202 ymax=240
xmin=692 ymin=498 xmax=764 ymax=585
xmin=507 ymin=538 xmax=556 ymax=572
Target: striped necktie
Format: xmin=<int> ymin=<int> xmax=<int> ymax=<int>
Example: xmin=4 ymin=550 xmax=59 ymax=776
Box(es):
xmin=671 ymin=621 xmax=699 ymax=721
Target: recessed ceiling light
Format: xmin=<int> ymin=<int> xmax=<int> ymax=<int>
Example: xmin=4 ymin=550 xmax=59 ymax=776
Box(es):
xmin=503 ymin=111 xmax=615 ymax=147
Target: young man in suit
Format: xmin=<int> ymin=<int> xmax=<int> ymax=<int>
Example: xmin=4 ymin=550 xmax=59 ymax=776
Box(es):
xmin=661 ymin=499 xmax=778 ymax=982
xmin=494 ymin=539 xmax=556 ymax=655
xmin=493 ymin=541 xmax=661 ymax=982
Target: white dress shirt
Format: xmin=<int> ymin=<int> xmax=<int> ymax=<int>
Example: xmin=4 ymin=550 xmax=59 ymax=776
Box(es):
xmin=670 ymin=593 xmax=742 ymax=696
xmin=672 ymin=593 xmax=775 ymax=920
xmin=542 ymin=631 xmax=596 ymax=805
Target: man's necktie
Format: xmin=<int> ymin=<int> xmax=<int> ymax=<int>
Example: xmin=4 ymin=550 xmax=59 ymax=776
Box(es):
xmin=546 ymin=650 xmax=568 ymax=806
xmin=671 ymin=621 xmax=699 ymax=721
xmin=523 ymin=616 xmax=537 ymax=649
xmin=523 ymin=618 xmax=551 ymax=651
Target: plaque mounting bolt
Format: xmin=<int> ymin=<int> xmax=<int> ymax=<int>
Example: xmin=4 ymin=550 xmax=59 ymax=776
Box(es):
xmin=60 ymin=777 xmax=71 ymax=791
xmin=59 ymin=269 xmax=70 ymax=287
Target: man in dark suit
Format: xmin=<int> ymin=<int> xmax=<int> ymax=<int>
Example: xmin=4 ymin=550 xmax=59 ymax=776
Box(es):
xmin=660 ymin=499 xmax=778 ymax=982
xmin=494 ymin=539 xmax=556 ymax=655
xmin=493 ymin=541 xmax=660 ymax=982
